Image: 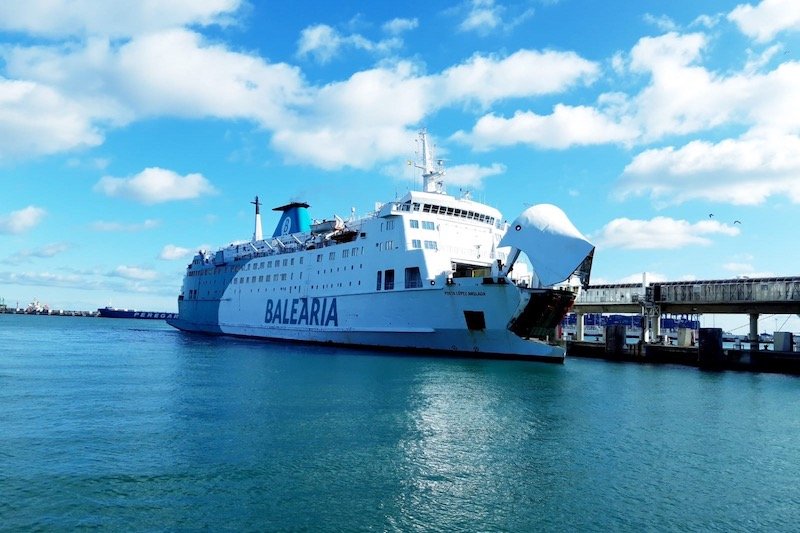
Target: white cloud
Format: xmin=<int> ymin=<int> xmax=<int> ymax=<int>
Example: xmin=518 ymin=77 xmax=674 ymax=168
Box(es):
xmin=440 ymin=49 xmax=599 ymax=107
xmin=0 ymin=206 xmax=47 ymax=234
xmin=721 ymin=261 xmax=773 ymax=278
xmin=382 ymin=18 xmax=418 ymax=35
xmin=728 ymin=0 xmax=800 ymax=43
xmin=297 ymin=24 xmax=346 ymax=64
xmin=604 ymin=31 xmax=800 ymax=147
xmin=271 ymin=48 xmax=598 ymax=169
xmin=593 ymin=217 xmax=739 ymax=250
xmin=2 ymin=5 xmax=598 ymax=168
xmin=0 ymin=0 xmax=242 ymax=38
xmin=2 ymin=29 xmax=308 ymax=141
xmin=444 ymin=163 xmax=506 ymax=188
xmin=460 ymin=0 xmax=504 ymax=34
xmin=0 ymin=78 xmax=103 ymax=159
xmin=296 ymin=24 xmax=403 ymax=64
xmin=453 ymin=105 xmax=636 ymax=150
xmin=272 ymin=125 xmax=416 ymax=170
xmin=457 ymin=0 xmax=534 ymax=36
xmin=114 ymin=29 xmax=306 ymax=125
xmin=743 ymin=44 xmax=782 ymax=74
xmin=626 ymin=32 xmax=738 ymax=140
xmin=723 ymin=262 xmax=755 ymax=272
xmin=90 ymin=219 xmax=161 ymax=232
xmin=5 ymin=242 xmax=70 ymax=264
xmin=691 ymin=14 xmax=724 ymax=29
xmin=643 ymin=13 xmax=678 ymax=32
xmin=94 ymin=167 xmax=217 ymax=204
xmin=618 ymin=271 xmax=668 ymax=284
xmin=449 ymin=30 xmax=780 ymax=158
xmin=270 ymin=62 xmax=430 ymax=169
xmin=0 ymin=270 xmax=87 ymax=288
xmin=159 ymin=245 xmax=192 ymax=261
xmin=112 ymin=265 xmax=159 ymax=281
xmin=617 ymin=133 xmax=800 ymax=205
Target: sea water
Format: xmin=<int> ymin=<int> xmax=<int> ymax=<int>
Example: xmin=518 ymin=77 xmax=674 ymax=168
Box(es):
xmin=1 ymin=314 xmax=798 ymax=531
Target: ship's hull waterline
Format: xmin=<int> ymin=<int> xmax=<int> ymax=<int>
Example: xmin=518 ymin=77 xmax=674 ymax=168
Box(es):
xmin=168 ymin=281 xmax=574 ymax=362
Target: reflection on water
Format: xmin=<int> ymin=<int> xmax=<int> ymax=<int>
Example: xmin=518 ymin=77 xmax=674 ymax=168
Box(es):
xmin=2 ymin=315 xmax=799 ymax=530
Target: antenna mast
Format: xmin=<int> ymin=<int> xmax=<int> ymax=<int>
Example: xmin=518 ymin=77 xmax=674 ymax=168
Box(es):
xmin=412 ymin=130 xmax=446 ymax=194
xmin=251 ymin=196 xmax=263 ymax=242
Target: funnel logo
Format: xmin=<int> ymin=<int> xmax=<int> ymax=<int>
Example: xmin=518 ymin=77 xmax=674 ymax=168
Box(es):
xmin=281 ymin=217 xmax=292 ymax=235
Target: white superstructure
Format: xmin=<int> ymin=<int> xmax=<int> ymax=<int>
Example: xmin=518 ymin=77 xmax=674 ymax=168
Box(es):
xmin=168 ymin=131 xmax=594 ymax=362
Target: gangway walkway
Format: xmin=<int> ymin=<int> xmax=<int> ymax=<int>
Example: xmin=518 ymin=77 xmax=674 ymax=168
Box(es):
xmin=572 ymin=276 xmax=800 ymax=348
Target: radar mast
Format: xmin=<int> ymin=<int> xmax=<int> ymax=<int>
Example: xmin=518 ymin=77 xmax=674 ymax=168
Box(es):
xmin=251 ymin=196 xmax=263 ymax=242
xmin=412 ymin=130 xmax=446 ymax=194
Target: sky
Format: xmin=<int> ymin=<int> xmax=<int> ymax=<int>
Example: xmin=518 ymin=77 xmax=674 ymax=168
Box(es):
xmin=1 ymin=0 xmax=800 ymax=333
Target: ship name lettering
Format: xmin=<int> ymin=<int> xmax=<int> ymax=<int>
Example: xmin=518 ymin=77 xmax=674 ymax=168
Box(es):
xmin=444 ymin=290 xmax=486 ymax=297
xmin=264 ymin=297 xmax=338 ymax=327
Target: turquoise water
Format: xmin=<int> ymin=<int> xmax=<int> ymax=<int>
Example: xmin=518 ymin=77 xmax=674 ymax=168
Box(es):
xmin=2 ymin=314 xmax=798 ymax=531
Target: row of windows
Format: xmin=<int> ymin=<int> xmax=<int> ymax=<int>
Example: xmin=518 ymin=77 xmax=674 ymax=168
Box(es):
xmin=316 ymin=246 xmax=364 ymax=262
xmin=408 ymin=220 xmax=436 ymax=230
xmin=376 ymin=267 xmax=423 ymax=290
xmin=420 ymin=204 xmax=495 ymax=225
xmin=410 ymin=240 xmax=438 ymax=250
xmin=234 ymin=272 xmax=299 ymax=284
xmin=189 ymin=256 xmax=304 ymax=277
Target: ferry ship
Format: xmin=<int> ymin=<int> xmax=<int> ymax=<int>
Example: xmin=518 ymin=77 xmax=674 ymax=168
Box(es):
xmin=167 ymin=132 xmax=594 ymax=362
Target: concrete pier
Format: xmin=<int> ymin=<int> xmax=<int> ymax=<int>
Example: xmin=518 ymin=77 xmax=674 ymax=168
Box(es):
xmin=566 ymin=338 xmax=800 ymax=375
xmin=750 ymin=313 xmax=759 ymax=351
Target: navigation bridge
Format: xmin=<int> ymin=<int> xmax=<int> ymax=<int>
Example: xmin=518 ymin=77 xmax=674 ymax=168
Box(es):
xmin=573 ymin=276 xmax=800 ymax=348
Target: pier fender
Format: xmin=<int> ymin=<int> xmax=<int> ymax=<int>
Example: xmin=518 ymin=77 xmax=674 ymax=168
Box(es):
xmin=500 ymin=204 xmax=594 ymax=287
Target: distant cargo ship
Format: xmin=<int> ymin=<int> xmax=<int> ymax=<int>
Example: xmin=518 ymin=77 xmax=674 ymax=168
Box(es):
xmin=97 ymin=306 xmax=177 ymax=320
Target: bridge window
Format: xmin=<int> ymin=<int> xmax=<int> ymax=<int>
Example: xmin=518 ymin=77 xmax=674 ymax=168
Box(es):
xmin=409 ymin=219 xmax=419 ymax=228
xmin=422 ymin=221 xmax=435 ymax=230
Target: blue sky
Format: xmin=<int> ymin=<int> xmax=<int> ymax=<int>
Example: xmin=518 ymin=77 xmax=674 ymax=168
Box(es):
xmin=1 ymin=0 xmax=799 ymax=332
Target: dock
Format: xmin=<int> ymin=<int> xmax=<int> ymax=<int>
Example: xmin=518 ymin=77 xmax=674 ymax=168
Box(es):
xmin=560 ymin=275 xmax=800 ymax=375
xmin=566 ymin=339 xmax=800 ymax=375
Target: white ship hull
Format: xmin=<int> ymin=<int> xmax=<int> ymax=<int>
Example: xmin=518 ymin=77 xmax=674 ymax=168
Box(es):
xmin=170 ymin=278 xmax=571 ymax=361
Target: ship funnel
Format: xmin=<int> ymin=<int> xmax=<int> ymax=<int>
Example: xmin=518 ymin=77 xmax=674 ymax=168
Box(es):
xmin=271 ymin=202 xmax=312 ymax=237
